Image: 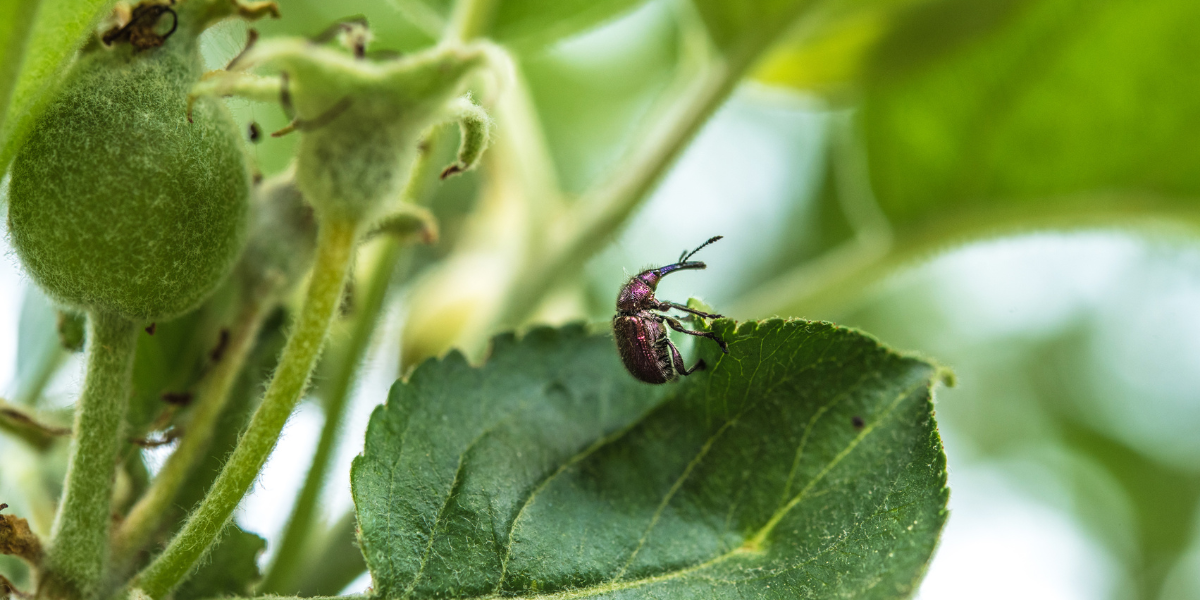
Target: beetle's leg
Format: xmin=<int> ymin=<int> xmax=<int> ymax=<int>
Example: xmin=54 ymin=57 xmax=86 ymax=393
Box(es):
xmin=657 ymin=301 xmax=723 ymax=320
xmin=666 ymin=337 xmax=705 ymax=376
xmin=662 ymin=316 xmax=729 ymax=354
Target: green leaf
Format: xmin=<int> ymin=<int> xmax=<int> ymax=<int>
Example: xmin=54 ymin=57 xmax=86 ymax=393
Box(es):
xmin=734 ymin=0 xmax=1200 ymax=321
xmin=127 ymin=311 xmax=210 ymax=434
xmin=0 ymin=0 xmax=113 ymax=175
xmin=490 ymin=0 xmax=652 ymax=49
xmin=751 ymin=0 xmax=929 ymax=95
xmin=353 ymin=321 xmax=947 ymax=598
xmin=13 ymin=286 xmax=63 ymax=406
xmin=862 ymin=0 xmax=1200 ymax=228
xmin=172 ymin=526 xmax=266 ymax=600
xmin=0 ymin=0 xmax=42 ymax=136
xmin=690 ymin=0 xmax=809 ymax=53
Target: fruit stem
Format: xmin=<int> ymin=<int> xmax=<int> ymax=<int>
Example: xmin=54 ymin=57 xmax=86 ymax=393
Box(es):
xmin=129 ymin=217 xmax=359 ymax=600
xmin=110 ymin=286 xmax=276 ymax=566
xmin=446 ymin=0 xmax=498 ymax=42
xmin=258 ymin=128 xmax=443 ymax=594
xmin=258 ymin=237 xmax=400 ymax=594
xmin=40 ymin=310 xmax=138 ymax=600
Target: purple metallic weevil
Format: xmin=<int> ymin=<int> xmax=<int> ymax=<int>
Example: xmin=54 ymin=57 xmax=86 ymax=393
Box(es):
xmin=613 ymin=236 xmax=729 ymax=384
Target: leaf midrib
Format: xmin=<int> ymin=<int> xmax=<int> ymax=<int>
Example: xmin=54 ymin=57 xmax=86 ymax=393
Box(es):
xmin=451 ymin=377 xmax=930 ymax=600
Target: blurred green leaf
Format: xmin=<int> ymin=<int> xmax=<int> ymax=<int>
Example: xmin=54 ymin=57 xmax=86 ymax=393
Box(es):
xmin=863 ymin=0 xmax=1200 ymax=227
xmin=755 ymin=9 xmax=888 ymax=96
xmin=522 ymin=3 xmax=679 ymax=193
xmin=836 ymin=243 xmax=1200 ymax=600
xmin=735 ymin=0 xmax=1200 ymax=320
xmin=353 ymin=321 xmax=947 ymax=598
xmin=126 ymin=312 xmax=209 ymax=434
xmin=173 ymin=526 xmax=266 ymax=600
xmin=491 ymin=0 xmax=652 ymax=49
xmin=293 ymin=510 xmax=366 ymax=597
xmin=13 ymin=286 xmax=62 ymax=406
xmin=690 ymin=0 xmax=813 ymax=53
xmin=749 ymin=0 xmax=933 ymax=94
xmin=0 ymin=0 xmax=42 ymax=138
xmin=0 ymin=0 xmax=113 ymax=174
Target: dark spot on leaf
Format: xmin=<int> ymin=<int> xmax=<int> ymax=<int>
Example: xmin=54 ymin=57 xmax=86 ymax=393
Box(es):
xmin=852 ymin=415 xmax=865 ymax=429
xmin=161 ymin=392 xmax=193 ymax=406
xmin=210 ymin=329 xmax=230 ymax=363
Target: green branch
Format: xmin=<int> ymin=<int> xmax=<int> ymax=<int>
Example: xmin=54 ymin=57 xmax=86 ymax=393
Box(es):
xmin=40 ymin=310 xmax=138 ymax=600
xmin=259 ymin=128 xmax=445 ymax=594
xmin=445 ymin=0 xmax=498 ymax=42
xmin=257 ymin=239 xmax=399 ymax=594
xmin=110 ymin=291 xmax=275 ymax=565
xmin=130 ymin=218 xmax=359 ymax=599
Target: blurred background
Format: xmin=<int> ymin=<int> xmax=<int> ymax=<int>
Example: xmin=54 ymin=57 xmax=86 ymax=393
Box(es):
xmin=4 ymin=0 xmax=1200 ymax=597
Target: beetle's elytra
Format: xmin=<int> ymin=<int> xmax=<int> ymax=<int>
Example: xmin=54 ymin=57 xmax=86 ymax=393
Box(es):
xmin=613 ymin=236 xmax=729 ymax=384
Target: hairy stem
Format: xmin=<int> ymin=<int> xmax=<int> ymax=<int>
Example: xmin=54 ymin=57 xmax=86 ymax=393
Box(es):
xmin=40 ymin=310 xmax=138 ymax=600
xmin=130 ymin=218 xmax=359 ymax=599
xmin=445 ymin=0 xmax=498 ymax=42
xmin=110 ymin=292 xmax=274 ymax=565
xmin=258 ymin=238 xmax=399 ymax=594
xmin=259 ymin=129 xmax=443 ymax=593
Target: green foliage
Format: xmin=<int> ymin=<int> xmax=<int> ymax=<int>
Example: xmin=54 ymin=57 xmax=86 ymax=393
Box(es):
xmin=691 ymin=0 xmax=807 ymax=53
xmin=126 ymin=310 xmax=210 ymax=434
xmin=6 ymin=12 xmax=249 ymax=322
xmin=0 ymin=0 xmax=43 ymax=137
xmin=489 ymin=0 xmax=649 ymax=49
xmin=196 ymin=37 xmax=496 ymax=227
xmin=862 ymin=0 xmax=1200 ymax=227
xmin=13 ymin=287 xmax=64 ymax=406
xmin=172 ymin=526 xmax=266 ymax=600
xmin=237 ymin=174 xmax=318 ymax=299
xmin=0 ymin=0 xmax=114 ymax=174
xmin=0 ymin=0 xmax=984 ymax=598
xmin=353 ymin=322 xmax=947 ymax=598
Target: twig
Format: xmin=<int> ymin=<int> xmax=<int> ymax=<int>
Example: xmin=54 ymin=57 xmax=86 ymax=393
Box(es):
xmin=131 ymin=219 xmax=359 ymax=599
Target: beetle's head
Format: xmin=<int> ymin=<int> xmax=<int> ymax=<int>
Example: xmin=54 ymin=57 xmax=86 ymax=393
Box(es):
xmin=616 ymin=261 xmax=706 ymax=312
xmin=616 ymin=273 xmax=654 ymax=311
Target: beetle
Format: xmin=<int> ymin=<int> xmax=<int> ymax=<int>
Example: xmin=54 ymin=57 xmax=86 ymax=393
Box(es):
xmin=613 ymin=236 xmax=729 ymax=384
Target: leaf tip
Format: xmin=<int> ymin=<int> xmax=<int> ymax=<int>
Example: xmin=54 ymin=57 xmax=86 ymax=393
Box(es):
xmin=936 ymin=366 xmax=956 ymax=388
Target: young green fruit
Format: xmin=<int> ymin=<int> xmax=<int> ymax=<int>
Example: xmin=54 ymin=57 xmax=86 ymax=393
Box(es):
xmin=6 ymin=2 xmax=250 ymax=323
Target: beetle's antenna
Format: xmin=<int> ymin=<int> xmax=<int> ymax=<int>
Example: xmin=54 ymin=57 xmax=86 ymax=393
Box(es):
xmin=678 ymin=236 xmax=723 ymax=264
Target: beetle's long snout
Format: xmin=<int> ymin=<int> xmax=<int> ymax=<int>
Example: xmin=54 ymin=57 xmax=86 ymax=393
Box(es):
xmin=654 ymin=260 xmax=706 ymax=278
